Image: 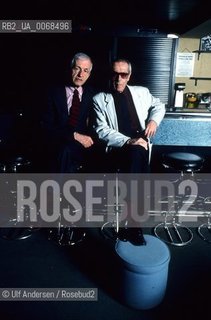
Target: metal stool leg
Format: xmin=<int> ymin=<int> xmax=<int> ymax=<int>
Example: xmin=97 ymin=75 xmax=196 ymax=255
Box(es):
xmin=48 ymin=196 xmax=86 ymax=246
xmin=198 ymin=198 xmax=211 ymax=243
xmin=101 ymin=173 xmax=122 ymax=241
xmin=0 ymin=175 xmax=35 ymax=241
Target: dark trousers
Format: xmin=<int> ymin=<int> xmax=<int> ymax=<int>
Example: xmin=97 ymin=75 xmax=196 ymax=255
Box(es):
xmin=39 ymin=141 xmax=149 ymax=174
xmin=39 ymin=140 xmax=87 ymax=173
xmin=57 ymin=140 xmax=85 ymax=173
xmin=39 ymin=140 xmax=108 ymax=174
xmin=106 ymin=144 xmax=150 ymax=173
xmin=55 ymin=141 xmax=104 ymax=173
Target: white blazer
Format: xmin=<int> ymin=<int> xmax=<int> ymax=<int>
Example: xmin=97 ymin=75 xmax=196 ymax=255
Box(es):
xmin=92 ymin=85 xmax=166 ymax=148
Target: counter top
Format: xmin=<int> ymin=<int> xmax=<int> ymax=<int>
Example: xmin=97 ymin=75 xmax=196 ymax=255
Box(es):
xmin=166 ymin=108 xmax=211 ymax=118
xmin=153 ymin=113 xmax=211 ymax=146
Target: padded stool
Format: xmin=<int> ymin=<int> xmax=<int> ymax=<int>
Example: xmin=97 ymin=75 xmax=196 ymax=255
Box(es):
xmin=162 ymin=152 xmax=204 ymax=174
xmin=115 ymin=235 xmax=170 ymax=310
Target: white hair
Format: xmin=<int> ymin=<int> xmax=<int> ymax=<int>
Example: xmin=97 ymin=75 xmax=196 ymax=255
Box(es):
xmin=71 ymin=52 xmax=93 ymax=71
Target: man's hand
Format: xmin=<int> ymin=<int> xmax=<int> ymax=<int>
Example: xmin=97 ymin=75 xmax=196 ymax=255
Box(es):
xmin=145 ymin=120 xmax=158 ymax=138
xmin=127 ymin=137 xmax=148 ymax=150
xmin=74 ymin=132 xmax=94 ymax=148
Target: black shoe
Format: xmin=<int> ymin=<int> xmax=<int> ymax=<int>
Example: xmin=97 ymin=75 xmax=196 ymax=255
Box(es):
xmin=118 ymin=227 xmax=146 ymax=246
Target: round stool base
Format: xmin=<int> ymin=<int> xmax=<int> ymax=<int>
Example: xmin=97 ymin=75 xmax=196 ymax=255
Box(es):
xmin=198 ymin=223 xmax=211 ymax=243
xmin=0 ymin=226 xmax=33 ymax=240
xmin=154 ymin=222 xmax=193 ymax=246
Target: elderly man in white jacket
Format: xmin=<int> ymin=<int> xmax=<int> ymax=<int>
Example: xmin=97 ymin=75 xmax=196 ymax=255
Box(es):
xmin=92 ymin=58 xmax=165 ymax=173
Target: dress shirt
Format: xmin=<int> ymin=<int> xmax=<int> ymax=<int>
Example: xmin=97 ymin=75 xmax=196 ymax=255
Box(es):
xmin=65 ymin=86 xmax=83 ymax=113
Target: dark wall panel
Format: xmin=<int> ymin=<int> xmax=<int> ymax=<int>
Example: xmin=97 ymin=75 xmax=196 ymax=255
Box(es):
xmin=0 ymin=33 xmax=177 ymax=113
xmin=0 ymin=33 xmax=112 ymax=112
xmin=115 ymin=37 xmax=178 ymax=107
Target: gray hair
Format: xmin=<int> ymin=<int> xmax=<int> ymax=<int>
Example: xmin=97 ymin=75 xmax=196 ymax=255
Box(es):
xmin=71 ymin=52 xmax=93 ymax=71
xmin=112 ymin=58 xmax=132 ymax=74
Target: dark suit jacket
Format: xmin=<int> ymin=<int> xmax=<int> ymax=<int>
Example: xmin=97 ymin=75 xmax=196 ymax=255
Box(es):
xmin=41 ymin=84 xmax=96 ymax=148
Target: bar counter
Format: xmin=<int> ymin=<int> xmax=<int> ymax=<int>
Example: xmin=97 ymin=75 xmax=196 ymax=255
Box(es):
xmin=152 ymin=109 xmax=211 ymax=146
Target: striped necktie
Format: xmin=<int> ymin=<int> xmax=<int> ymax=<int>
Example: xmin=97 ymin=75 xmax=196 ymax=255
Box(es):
xmin=69 ymin=88 xmax=80 ymax=127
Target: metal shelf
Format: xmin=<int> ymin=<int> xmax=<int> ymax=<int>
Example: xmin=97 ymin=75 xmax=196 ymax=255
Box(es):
xmin=190 ymin=77 xmax=211 ymax=86
xmin=193 ymin=50 xmax=211 ymax=60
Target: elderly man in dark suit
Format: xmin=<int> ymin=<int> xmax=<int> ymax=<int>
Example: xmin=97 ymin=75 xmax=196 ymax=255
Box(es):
xmin=41 ymin=52 xmax=96 ymax=173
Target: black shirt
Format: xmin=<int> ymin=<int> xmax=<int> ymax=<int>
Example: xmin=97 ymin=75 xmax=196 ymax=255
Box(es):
xmin=112 ymin=87 xmax=142 ymax=138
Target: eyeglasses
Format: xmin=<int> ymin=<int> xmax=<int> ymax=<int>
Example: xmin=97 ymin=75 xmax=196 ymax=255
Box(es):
xmin=112 ymin=72 xmax=130 ymax=79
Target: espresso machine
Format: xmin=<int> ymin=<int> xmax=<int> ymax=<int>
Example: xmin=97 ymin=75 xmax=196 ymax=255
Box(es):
xmin=174 ymin=83 xmax=186 ymax=109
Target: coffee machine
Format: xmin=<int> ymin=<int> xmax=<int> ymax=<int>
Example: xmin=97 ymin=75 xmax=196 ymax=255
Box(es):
xmin=174 ymin=83 xmax=185 ymax=109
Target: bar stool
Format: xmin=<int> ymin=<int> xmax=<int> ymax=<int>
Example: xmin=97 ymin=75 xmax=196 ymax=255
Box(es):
xmin=162 ymin=152 xmax=204 ymax=175
xmin=154 ymin=152 xmax=204 ymax=246
xmin=0 ymin=154 xmax=34 ymax=240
